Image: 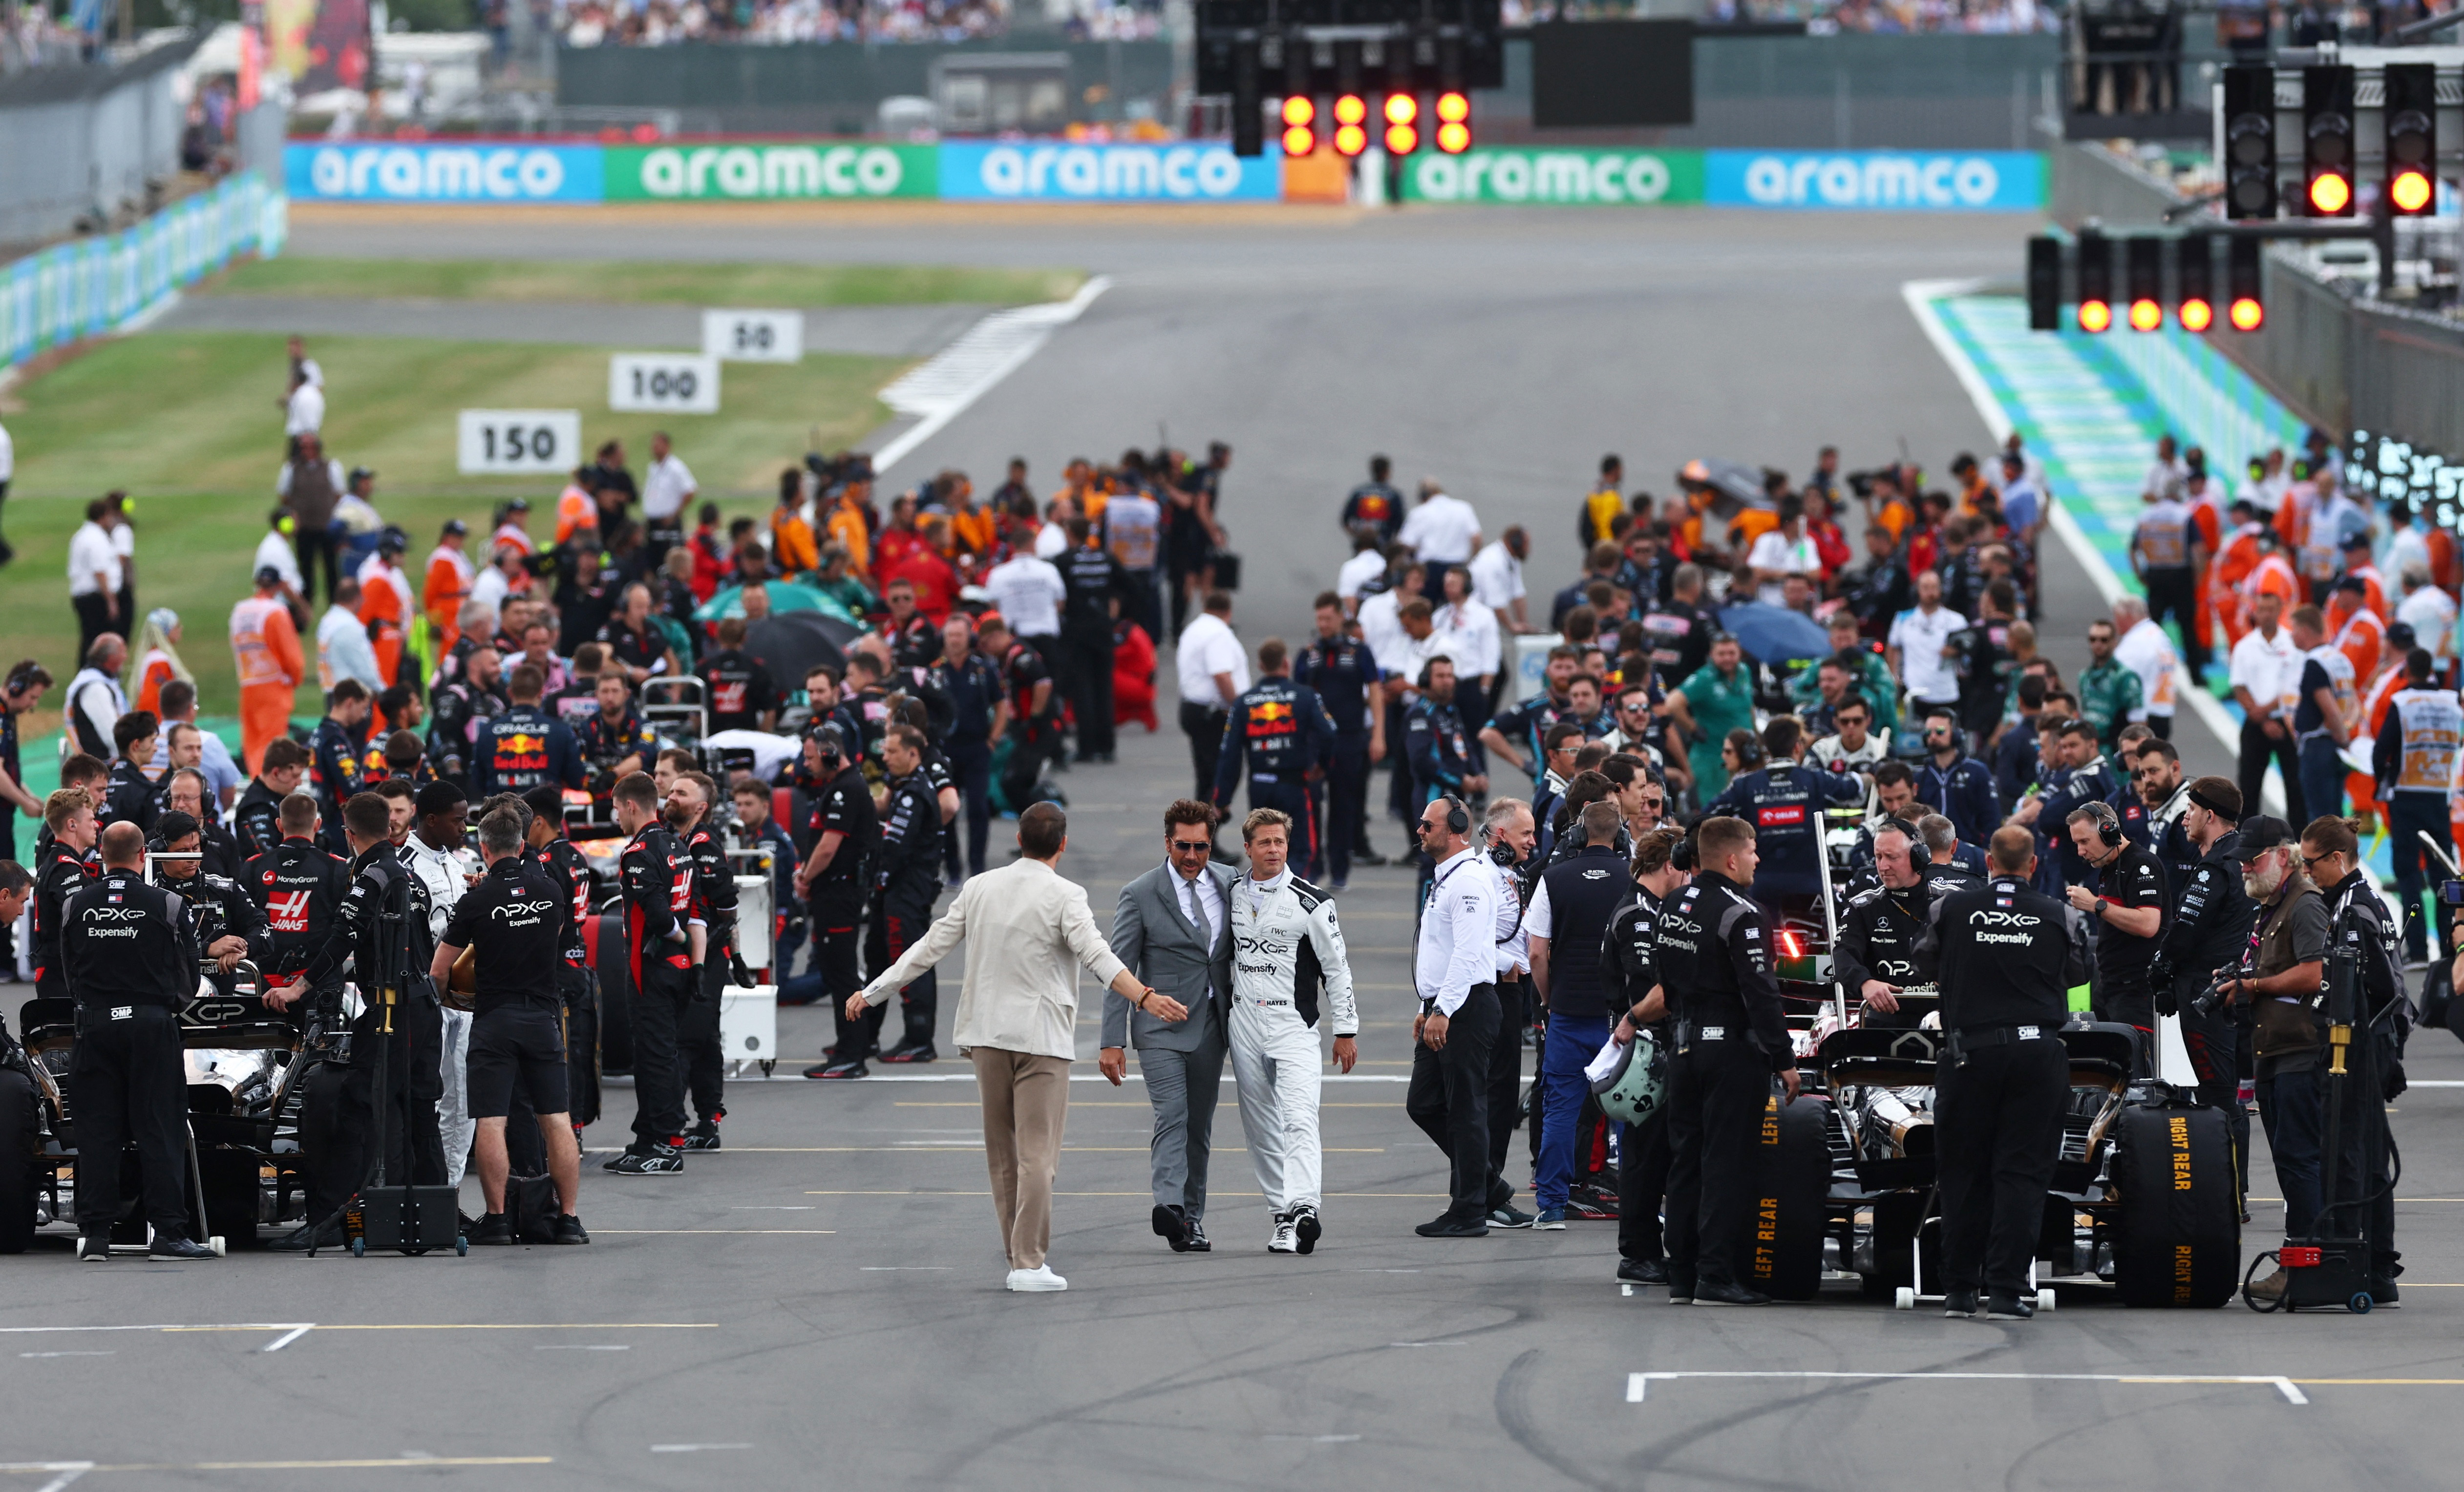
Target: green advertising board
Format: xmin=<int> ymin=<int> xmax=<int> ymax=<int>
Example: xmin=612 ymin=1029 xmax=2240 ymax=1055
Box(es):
xmin=605 ymin=142 xmax=938 ymax=201
xmin=1401 ymin=148 xmax=1704 ymax=206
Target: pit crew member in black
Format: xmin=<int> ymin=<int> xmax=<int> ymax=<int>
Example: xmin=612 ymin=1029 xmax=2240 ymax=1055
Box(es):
xmin=2148 ymin=776 xmax=2256 ymax=1186
xmin=928 ymin=614 xmax=1008 ymax=879
xmin=699 ymin=616 xmax=778 ymax=733
xmin=1600 ymin=825 xmax=1687 ymax=1284
xmin=232 ymin=738 xmax=307 ymax=861
xmin=845 ymin=725 xmax=944 ymax=1073
xmin=1298 ymin=593 xmax=1388 ymax=885
xmin=243 ymin=793 xmax=349 ymax=1015
xmin=1212 ymin=638 xmax=1339 ymax=884
xmin=433 ymin=806 xmax=588 ymax=1247
xmin=150 ymin=811 xmax=268 ymax=981
xmin=1918 ymin=825 xmax=2088 ymax=1319
xmin=670 ymin=771 xmax=737 ymax=1149
xmin=1657 ymin=815 xmax=1801 ymax=1307
xmin=1832 ymin=818 xmax=1936 ymax=1030
xmin=1706 ymin=716 xmax=1864 ymax=907
xmin=31 ymin=789 xmax=99 ymax=1001
xmin=264 ymin=792 xmax=446 ymax=1251
xmin=2063 ymin=800 xmax=2168 ymax=1074
xmin=979 ymin=616 xmax=1058 ymax=811
xmin=609 ymin=770 xmax=694 ymax=1173
xmin=61 ymin=822 xmax=212 ymax=1261
xmin=793 ymin=725 xmax=879 ymax=1075
xmin=471 ymin=663 xmax=585 ymax=799
xmin=523 ymin=783 xmax=602 ymax=1130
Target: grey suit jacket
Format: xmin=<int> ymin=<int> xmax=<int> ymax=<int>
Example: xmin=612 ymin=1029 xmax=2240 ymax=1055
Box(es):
xmin=1103 ymin=862 xmax=1234 ymax=1052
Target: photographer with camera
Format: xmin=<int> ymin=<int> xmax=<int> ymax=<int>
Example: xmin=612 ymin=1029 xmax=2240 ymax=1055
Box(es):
xmin=2148 ymin=777 xmax=2257 ymax=1196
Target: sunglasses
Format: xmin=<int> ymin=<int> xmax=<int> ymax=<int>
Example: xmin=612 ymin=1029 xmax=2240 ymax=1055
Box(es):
xmin=1640 ymin=797 xmax=1665 ymax=810
xmin=1169 ymin=839 xmax=1212 ymax=854
xmin=2300 ymin=850 xmax=2333 ymax=870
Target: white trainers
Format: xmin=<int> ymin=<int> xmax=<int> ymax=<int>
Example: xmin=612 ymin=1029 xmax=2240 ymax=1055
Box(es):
xmin=1268 ymin=1213 xmax=1299 ymax=1254
xmin=1006 ymin=1264 xmax=1069 ymax=1292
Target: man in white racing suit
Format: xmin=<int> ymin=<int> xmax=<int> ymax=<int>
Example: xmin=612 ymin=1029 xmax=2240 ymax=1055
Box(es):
xmin=1228 ymin=806 xmax=1359 ymax=1254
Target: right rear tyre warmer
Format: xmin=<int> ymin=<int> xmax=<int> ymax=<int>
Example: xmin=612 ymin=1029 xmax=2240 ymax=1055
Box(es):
xmin=1747 ymin=1091 xmax=1831 ymax=1301
xmin=591 ymin=913 xmax=636 ymax=1076
xmin=2108 ymin=1097 xmax=2241 ymax=1307
xmin=0 ymin=1070 xmax=36 ymax=1254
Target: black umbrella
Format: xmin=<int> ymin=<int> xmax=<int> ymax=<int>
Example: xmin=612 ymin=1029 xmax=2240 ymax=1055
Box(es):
xmin=746 ymin=612 xmax=861 ymax=685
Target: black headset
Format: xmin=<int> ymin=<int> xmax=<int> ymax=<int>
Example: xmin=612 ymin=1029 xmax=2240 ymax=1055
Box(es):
xmin=1436 ymin=795 xmax=1470 ymax=835
xmin=2081 ymin=799 xmax=2124 ymax=849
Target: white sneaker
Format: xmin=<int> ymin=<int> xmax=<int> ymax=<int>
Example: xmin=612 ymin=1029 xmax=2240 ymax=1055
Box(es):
xmin=1006 ymin=1264 xmax=1068 ymax=1292
xmin=1268 ymin=1214 xmax=1299 ymax=1254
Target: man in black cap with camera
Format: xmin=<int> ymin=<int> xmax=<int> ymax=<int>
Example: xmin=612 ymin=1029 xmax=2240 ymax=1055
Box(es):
xmin=432 ymin=804 xmax=588 ymax=1246
xmin=62 ymin=821 xmax=213 ymax=1261
xmin=1920 ymin=824 xmax=2088 ymax=1319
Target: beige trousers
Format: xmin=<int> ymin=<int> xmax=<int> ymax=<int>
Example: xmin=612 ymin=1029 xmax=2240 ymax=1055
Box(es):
xmin=972 ymin=1047 xmax=1072 ymax=1270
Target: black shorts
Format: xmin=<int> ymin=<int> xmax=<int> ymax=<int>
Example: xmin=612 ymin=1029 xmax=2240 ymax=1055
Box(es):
xmin=467 ymin=1002 xmax=569 ymax=1119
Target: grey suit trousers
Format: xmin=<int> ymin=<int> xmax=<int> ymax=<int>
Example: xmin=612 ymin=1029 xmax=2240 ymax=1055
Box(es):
xmin=1142 ymin=1039 xmax=1226 ymax=1221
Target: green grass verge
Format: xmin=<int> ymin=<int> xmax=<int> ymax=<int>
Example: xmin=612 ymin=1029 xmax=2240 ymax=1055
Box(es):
xmin=208 ymin=256 xmax=1086 ymax=308
xmin=1 ymin=330 xmax=905 ymax=717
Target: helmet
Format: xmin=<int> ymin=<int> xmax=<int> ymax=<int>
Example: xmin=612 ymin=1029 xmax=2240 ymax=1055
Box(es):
xmin=1591 ymin=1028 xmax=1667 ymax=1127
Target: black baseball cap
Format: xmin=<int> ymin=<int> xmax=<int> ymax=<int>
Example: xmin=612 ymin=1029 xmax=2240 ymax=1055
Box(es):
xmin=2236 ymin=815 xmax=2296 ymax=861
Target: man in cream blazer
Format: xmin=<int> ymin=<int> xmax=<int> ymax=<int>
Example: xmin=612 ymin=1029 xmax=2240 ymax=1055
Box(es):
xmin=851 ymin=802 xmax=1167 ymax=1293
xmin=1101 ymin=800 xmax=1236 ymax=1253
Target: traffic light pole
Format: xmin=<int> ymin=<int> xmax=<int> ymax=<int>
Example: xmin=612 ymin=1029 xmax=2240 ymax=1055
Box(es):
xmin=2195 ymin=200 xmax=2397 ymax=298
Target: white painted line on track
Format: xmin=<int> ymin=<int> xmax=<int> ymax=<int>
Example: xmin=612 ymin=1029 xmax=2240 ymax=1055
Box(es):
xmin=1624 ymin=1370 xmax=2312 ymax=1405
xmin=261 ymin=1325 xmax=315 ymax=1353
xmin=0 ymin=1464 xmax=92 ymax=1492
xmin=651 ymin=1444 xmax=752 ymax=1453
xmin=865 ymin=276 xmax=1112 ymax=478
xmin=18 ymin=1352 xmax=113 ymax=1359
xmin=534 ymin=1345 xmax=629 ymax=1351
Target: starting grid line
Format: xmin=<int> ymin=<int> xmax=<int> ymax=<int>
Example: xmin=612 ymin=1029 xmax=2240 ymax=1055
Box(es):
xmin=1623 ymin=1371 xmax=2464 ymax=1407
xmin=0 ymin=1458 xmax=551 ymax=1485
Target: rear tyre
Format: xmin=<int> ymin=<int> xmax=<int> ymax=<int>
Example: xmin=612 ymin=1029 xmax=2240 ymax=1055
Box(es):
xmin=2109 ymin=1099 xmax=2240 ymax=1307
xmin=1746 ymin=1093 xmax=1831 ymax=1301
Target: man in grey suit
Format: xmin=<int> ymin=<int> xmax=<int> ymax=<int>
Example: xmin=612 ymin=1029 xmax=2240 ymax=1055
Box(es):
xmin=1101 ymin=799 xmax=1235 ymax=1253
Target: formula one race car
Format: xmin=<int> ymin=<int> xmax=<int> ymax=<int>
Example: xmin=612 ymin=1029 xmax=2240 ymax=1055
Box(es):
xmin=0 ymin=961 xmax=328 ymax=1253
xmin=1734 ymin=1020 xmax=2242 ymax=1308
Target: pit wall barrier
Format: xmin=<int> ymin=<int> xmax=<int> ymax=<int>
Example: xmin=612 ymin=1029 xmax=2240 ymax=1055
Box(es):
xmin=2 ymin=171 xmax=288 ymax=375
xmin=284 ymin=139 xmax=2045 ymax=212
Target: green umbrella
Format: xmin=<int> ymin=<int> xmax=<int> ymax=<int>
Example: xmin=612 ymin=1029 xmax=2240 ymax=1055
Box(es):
xmin=694 ymin=580 xmax=863 ymax=626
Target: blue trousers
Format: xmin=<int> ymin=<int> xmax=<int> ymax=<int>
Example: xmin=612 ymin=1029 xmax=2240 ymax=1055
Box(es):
xmin=2257 ymin=1066 xmax=2324 ymax=1239
xmin=1534 ymin=1013 xmax=1610 ymax=1211
xmin=2296 ymin=735 xmax=2346 ymax=829
xmin=946 ymin=735 xmax=993 ymax=878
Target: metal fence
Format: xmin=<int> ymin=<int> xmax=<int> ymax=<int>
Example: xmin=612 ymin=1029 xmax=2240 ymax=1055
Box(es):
xmin=2050 ymin=137 xmax=2464 ymax=459
xmin=0 ymin=33 xmax=202 ymax=251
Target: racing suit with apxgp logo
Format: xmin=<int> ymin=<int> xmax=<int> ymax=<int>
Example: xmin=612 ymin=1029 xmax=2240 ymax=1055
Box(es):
xmin=1226 ymin=869 xmax=1356 ymax=1219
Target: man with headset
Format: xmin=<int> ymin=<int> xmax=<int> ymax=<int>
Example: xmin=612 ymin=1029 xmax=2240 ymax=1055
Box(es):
xmin=1403 ymin=792 xmax=1507 ymax=1238
xmin=2063 ymin=799 xmax=2169 ymax=1074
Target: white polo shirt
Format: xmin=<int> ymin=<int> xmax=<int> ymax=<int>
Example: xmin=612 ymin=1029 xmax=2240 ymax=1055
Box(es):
xmin=642 ymin=453 xmax=697 ymax=522
xmin=2230 ymin=624 xmax=2302 ymax=720
xmin=67 ymin=520 xmax=121 ymax=597
xmin=1468 ymin=540 xmax=1524 ymax=613
xmin=1337 ymin=549 xmax=1387 ymax=602
xmin=984 ymin=553 xmax=1067 ymax=639
xmin=1399 ymin=494 xmax=1483 ymax=565
xmin=1175 ymin=612 xmax=1249 ymax=709
xmin=1435 ymin=598 xmax=1501 ymax=679
xmin=1888 ymin=603 xmax=1965 ymax=703
xmin=285 ymin=382 xmax=325 ymax=437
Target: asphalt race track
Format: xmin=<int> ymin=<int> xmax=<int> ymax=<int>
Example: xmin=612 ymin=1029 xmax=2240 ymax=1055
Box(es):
xmin=5 ymin=204 xmax=2448 ymax=1490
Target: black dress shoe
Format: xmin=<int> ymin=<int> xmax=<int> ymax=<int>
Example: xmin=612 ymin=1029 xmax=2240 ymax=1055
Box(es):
xmin=1184 ymin=1221 xmax=1211 ymax=1253
xmin=1985 ymin=1293 xmax=2035 ymax=1321
xmin=268 ymin=1220 xmax=343 ymax=1253
xmin=468 ymin=1213 xmax=515 ymax=1245
xmin=1415 ymin=1212 xmax=1490 ymax=1238
xmin=1617 ymin=1257 xmax=1669 ymax=1285
xmin=1944 ymin=1287 xmax=1980 ymax=1317
xmin=1692 ymin=1279 xmax=1771 ymax=1307
xmin=1153 ymin=1203 xmax=1191 ymax=1252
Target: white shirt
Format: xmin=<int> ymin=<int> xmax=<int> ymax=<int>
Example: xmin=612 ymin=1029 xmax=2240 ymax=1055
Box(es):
xmin=1175 ymin=612 xmax=1249 ymax=709
xmin=2398 ymin=584 xmax=2459 ymax=661
xmin=276 ymin=457 xmax=348 ymax=501
xmin=64 ymin=667 xmax=125 ymax=757
xmin=1888 ymin=604 xmax=1965 ymax=703
xmin=319 ymin=603 xmax=382 ymax=692
xmin=253 ymin=532 xmax=303 ymax=591
xmin=1398 ymin=493 xmax=1483 ymax=564
xmin=285 ymin=382 xmax=326 ymax=437
xmin=1338 ymin=549 xmax=1387 ymax=602
xmin=983 ymin=554 xmax=1067 ymax=638
xmin=1746 ymin=530 xmax=1821 ymax=606
xmin=2113 ymin=616 xmax=2180 ymax=719
xmin=1415 ymin=846 xmax=1502 ymax=1017
xmin=0 ymin=419 xmax=13 ymax=482
xmin=861 ymin=855 xmax=1130 ymax=1062
xmin=1033 ymin=523 xmax=1068 ymax=561
xmin=67 ymin=521 xmax=122 ymax=597
xmin=2230 ymin=624 xmax=2303 ymax=720
xmin=1358 ymin=589 xmax=1415 ymax=677
xmin=1171 ymin=863 xmax=1224 ymax=948
xmin=1467 ymin=540 xmax=1525 ymax=612
xmin=1434 ymin=598 xmax=1501 ymax=679
xmin=642 ymin=453 xmax=697 ymax=521
xmin=2143 ymin=457 xmax=2187 ymax=501
xmin=295 ymin=356 xmax=324 ymax=388
xmin=469 ymin=565 xmax=515 ymax=618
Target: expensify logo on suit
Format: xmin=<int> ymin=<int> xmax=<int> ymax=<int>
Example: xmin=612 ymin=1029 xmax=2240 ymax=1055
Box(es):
xmin=285 ymin=143 xmax=604 ymax=202
xmin=939 ymin=142 xmax=1279 ymax=202
xmin=1703 ymin=150 xmax=2043 ymax=212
